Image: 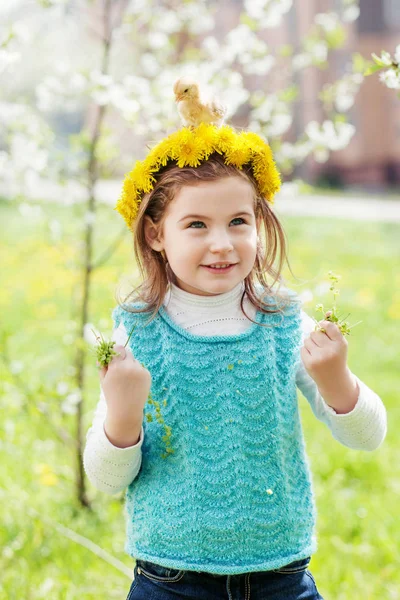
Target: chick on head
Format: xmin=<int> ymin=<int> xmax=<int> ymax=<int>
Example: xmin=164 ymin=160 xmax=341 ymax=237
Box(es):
xmin=173 ymin=76 xmax=200 ymax=103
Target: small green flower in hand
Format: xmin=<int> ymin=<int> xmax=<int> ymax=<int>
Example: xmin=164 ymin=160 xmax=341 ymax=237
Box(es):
xmin=313 ymin=271 xmax=362 ymax=336
xmin=92 ymin=324 xmax=136 ymax=368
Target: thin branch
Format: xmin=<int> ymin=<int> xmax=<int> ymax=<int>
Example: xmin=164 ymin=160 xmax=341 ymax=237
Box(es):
xmin=28 ymin=507 xmax=133 ymax=579
xmin=91 ymin=225 xmax=127 ymax=271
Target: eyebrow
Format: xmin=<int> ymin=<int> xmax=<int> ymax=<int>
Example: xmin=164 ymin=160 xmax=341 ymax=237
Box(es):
xmin=179 ymin=211 xmax=254 ymax=223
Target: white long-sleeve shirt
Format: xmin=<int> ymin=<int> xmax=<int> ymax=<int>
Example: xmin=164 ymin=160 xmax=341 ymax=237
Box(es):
xmin=83 ymin=282 xmax=387 ymax=495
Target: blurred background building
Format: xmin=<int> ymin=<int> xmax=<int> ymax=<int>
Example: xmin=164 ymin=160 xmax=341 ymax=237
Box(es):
xmin=215 ymin=0 xmax=400 ymax=190
xmin=295 ymin=0 xmax=400 ymax=189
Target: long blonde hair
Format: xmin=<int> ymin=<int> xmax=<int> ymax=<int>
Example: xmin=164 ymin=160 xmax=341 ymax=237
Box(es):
xmin=116 ymin=153 xmax=298 ymax=325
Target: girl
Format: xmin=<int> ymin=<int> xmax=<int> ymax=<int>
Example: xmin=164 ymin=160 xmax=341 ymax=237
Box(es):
xmin=83 ymin=118 xmax=387 ymax=600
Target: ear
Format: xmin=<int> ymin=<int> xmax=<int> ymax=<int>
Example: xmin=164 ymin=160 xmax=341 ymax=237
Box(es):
xmin=144 ymin=216 xmax=164 ymax=252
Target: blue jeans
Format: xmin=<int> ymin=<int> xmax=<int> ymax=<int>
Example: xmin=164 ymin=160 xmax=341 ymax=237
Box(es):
xmin=126 ymin=556 xmax=325 ymax=599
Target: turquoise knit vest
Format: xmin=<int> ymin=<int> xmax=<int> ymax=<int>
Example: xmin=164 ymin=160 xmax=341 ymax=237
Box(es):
xmin=112 ymin=291 xmax=317 ymax=575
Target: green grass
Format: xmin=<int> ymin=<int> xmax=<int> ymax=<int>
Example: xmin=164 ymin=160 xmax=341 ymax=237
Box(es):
xmin=0 ymin=196 xmax=399 ymax=599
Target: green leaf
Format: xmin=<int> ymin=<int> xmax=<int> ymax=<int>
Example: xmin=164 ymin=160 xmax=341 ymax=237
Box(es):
xmin=364 ymin=64 xmax=384 ymax=76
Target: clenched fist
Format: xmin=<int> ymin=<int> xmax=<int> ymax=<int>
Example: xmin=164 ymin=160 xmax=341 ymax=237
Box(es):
xmin=99 ymin=345 xmax=152 ymax=447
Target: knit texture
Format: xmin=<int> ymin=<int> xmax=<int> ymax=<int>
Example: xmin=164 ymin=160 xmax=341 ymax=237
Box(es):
xmin=112 ymin=291 xmax=318 ymax=575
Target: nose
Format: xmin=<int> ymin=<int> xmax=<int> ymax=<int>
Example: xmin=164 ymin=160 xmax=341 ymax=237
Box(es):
xmin=209 ymin=230 xmax=234 ymax=254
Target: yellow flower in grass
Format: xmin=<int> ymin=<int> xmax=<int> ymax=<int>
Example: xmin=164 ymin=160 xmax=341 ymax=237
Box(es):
xmin=170 ymin=128 xmax=205 ymax=167
xmin=35 ymin=463 xmax=59 ymax=487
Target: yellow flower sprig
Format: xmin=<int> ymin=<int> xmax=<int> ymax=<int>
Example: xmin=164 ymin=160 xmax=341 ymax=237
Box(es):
xmin=313 ymin=271 xmax=362 ymax=336
xmin=115 ymin=123 xmax=281 ymax=229
xmin=145 ymin=391 xmax=174 ymax=459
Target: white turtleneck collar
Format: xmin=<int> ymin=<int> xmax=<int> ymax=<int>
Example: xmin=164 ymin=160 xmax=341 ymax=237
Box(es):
xmin=162 ymin=281 xmax=256 ymax=335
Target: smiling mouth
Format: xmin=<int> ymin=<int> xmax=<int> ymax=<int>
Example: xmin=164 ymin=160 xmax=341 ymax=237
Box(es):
xmin=202 ymin=264 xmax=237 ymax=273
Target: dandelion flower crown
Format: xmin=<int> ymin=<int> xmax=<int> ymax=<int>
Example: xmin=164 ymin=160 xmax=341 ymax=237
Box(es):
xmin=115 ymin=84 xmax=281 ymax=229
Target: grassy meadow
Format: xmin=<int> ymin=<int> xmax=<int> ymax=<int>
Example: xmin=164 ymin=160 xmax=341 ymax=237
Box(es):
xmin=0 ymin=195 xmax=399 ymax=599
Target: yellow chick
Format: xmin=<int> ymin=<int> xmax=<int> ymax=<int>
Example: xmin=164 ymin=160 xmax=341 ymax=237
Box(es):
xmin=173 ymin=76 xmax=227 ymax=128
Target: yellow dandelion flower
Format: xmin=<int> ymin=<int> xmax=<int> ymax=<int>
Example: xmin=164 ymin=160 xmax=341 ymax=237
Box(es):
xmin=115 ymin=122 xmax=282 ymax=230
xmin=115 ymin=196 xmax=139 ymax=229
xmin=252 ymin=149 xmax=281 ymax=201
xmin=240 ymin=131 xmax=268 ymax=154
xmin=224 ymin=137 xmax=252 ymax=168
xmin=120 ymin=173 xmax=137 ymax=200
xmin=215 ymin=125 xmax=237 ymax=154
xmin=130 ymin=160 xmax=157 ymax=192
xmin=115 ymin=175 xmax=141 ymax=227
xmin=146 ymin=138 xmax=174 ymax=168
xmin=170 ymin=129 xmax=205 ymax=167
xmin=258 ymin=167 xmax=281 ymax=201
xmin=194 ymin=123 xmax=219 ymax=158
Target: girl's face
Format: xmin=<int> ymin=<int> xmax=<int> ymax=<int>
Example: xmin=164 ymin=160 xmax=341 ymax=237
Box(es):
xmin=145 ymin=176 xmax=260 ymax=297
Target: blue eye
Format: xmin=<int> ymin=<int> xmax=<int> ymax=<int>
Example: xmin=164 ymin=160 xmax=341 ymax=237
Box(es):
xmin=188 ymin=218 xmax=245 ymax=228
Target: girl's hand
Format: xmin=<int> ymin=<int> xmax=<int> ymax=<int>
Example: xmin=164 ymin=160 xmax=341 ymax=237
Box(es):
xmin=300 ymin=316 xmax=349 ymax=391
xmin=98 ymin=345 xmax=152 ymax=424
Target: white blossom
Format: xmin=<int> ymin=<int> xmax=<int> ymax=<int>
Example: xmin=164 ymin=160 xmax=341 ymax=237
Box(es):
xmin=312 ymin=41 xmax=328 ymax=63
xmin=244 ymin=0 xmax=293 ymax=29
xmin=126 ymin=0 xmax=148 ymax=14
xmin=251 ymin=94 xmax=292 ymax=136
xmin=292 ymin=53 xmax=312 ymax=71
xmin=242 ymin=55 xmax=275 ymax=76
xmin=62 ymin=391 xmax=82 ymax=415
xmin=9 ymin=21 xmax=32 ymax=44
xmin=0 ymin=49 xmax=20 ymax=74
xmin=315 ymin=12 xmax=339 ymax=32
xmin=305 ymin=120 xmax=356 ymax=161
xmin=140 ymin=53 xmax=160 ymax=77
xmin=395 ymin=45 xmax=400 ymax=66
xmin=277 ymin=141 xmax=313 ymax=163
xmin=122 ymin=75 xmax=151 ymax=96
xmin=57 ymin=381 xmax=69 ymax=396
xmin=226 ymin=25 xmax=268 ymax=63
xmin=154 ymin=10 xmax=181 ymax=34
xmin=264 ymin=113 xmax=292 ymax=136
xmin=179 ymin=3 xmax=215 ymax=34
xmin=334 ymin=73 xmax=363 ymax=112
xmin=380 ymin=68 xmax=400 ymax=90
xmin=147 ymin=32 xmax=169 ymax=50
xmin=374 ymin=51 xmax=394 ymax=67
xmin=342 ymin=5 xmax=360 ymax=22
